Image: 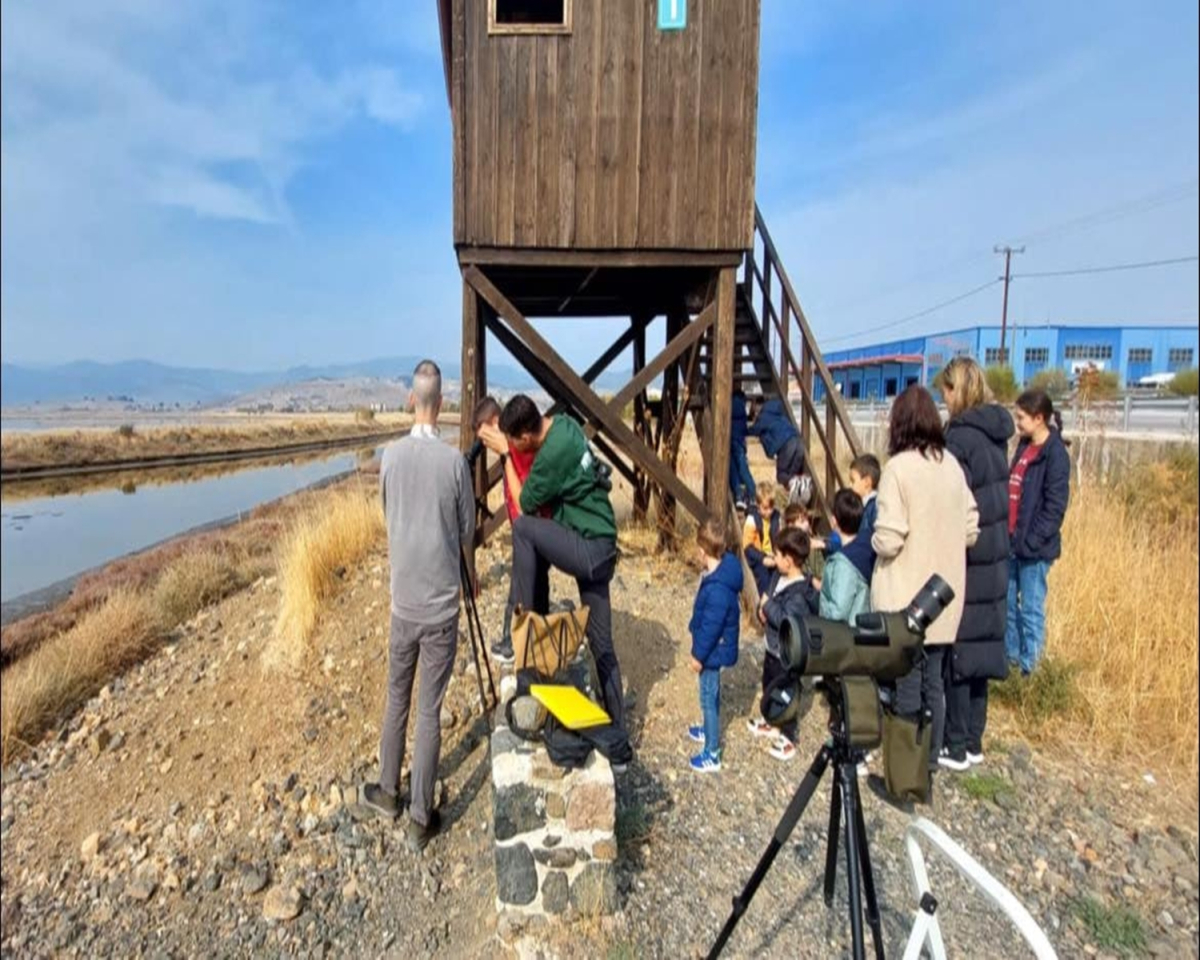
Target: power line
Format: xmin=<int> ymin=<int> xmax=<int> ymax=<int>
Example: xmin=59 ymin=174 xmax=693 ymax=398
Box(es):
xmin=821 ymin=177 xmax=1199 ymax=316
xmin=1012 ymin=254 xmax=1199 ymax=279
xmin=821 ymin=278 xmax=1002 ymax=346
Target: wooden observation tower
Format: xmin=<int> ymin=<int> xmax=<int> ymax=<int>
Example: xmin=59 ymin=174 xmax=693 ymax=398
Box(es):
xmin=436 ymin=0 xmax=860 ymax=551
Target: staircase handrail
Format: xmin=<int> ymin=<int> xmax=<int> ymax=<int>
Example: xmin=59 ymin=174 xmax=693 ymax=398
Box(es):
xmin=751 ymin=204 xmax=863 ymax=463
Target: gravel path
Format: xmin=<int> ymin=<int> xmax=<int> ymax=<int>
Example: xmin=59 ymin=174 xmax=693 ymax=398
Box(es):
xmin=2 ymin=532 xmax=1196 ymax=958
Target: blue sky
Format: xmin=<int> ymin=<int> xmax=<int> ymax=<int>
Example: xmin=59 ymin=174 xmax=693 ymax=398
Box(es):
xmin=2 ymin=0 xmax=1197 ymax=372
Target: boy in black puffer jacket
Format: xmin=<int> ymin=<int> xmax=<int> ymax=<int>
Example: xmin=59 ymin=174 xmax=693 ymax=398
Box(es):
xmin=748 ymin=527 xmax=819 ymax=761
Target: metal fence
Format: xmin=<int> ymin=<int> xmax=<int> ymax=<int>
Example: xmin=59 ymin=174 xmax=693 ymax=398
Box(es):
xmin=834 ymin=395 xmax=1198 ymax=437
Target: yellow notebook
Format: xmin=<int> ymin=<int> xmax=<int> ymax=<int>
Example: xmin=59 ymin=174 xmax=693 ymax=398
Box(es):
xmin=530 ymin=684 xmax=611 ymax=731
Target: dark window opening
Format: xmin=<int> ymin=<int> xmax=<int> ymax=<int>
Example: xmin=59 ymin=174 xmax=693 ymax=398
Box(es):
xmin=849 ymin=382 xmax=862 ymax=400
xmin=491 ymin=0 xmax=571 ymax=33
xmin=884 ymin=378 xmax=899 ymax=397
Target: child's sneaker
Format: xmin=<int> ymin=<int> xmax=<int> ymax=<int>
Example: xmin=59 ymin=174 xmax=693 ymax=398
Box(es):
xmin=966 ymin=750 xmax=984 ymax=766
xmin=768 ymin=735 xmax=796 ymax=761
xmin=746 ymin=717 xmax=775 ymax=738
xmin=686 ymin=724 xmax=705 ymax=744
xmin=689 ymin=751 xmax=722 ymax=774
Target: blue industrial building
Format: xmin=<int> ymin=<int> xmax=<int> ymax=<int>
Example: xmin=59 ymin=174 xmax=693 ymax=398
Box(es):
xmin=816 ymin=324 xmax=1199 ymax=401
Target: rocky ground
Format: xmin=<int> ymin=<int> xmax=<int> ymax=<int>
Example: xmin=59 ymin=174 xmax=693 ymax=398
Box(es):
xmin=2 ymin=527 xmax=1197 ymax=959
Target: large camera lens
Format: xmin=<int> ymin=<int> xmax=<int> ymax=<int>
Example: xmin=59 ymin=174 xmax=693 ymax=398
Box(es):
xmin=904 ymin=575 xmax=955 ymax=635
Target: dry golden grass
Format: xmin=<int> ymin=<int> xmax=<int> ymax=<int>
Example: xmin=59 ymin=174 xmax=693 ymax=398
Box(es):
xmin=268 ymin=485 xmax=385 ymax=670
xmin=152 ymin=549 xmax=252 ymax=625
xmin=1 ymin=589 xmax=160 ymax=764
xmin=1039 ymin=479 xmax=1200 ymax=788
xmin=1 ymin=416 xmax=411 ymax=471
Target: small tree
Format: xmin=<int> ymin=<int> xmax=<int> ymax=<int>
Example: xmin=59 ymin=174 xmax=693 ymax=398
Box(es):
xmin=984 ymin=365 xmax=1019 ymax=402
xmin=1028 ymin=367 xmax=1070 ymax=402
xmin=353 ymin=406 xmax=376 ymax=424
xmin=1168 ymin=367 xmax=1199 ymax=397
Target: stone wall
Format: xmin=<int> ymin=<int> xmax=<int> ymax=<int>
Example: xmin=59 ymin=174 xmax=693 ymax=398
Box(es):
xmin=490 ymin=694 xmax=618 ymax=919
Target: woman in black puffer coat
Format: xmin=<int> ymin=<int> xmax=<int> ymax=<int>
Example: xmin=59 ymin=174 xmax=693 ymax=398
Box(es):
xmin=934 ymin=357 xmax=1014 ymax=770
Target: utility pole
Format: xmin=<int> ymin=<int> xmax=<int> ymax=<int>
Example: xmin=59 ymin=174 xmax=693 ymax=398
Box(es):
xmin=994 ymin=245 xmax=1025 ymax=365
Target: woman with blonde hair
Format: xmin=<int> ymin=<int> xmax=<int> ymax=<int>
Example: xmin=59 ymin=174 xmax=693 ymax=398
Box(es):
xmin=933 ymin=357 xmax=1014 ymax=770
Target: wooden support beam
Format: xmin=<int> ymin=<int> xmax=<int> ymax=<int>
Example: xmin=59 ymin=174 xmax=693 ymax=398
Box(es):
xmin=709 ymin=267 xmax=736 ymax=528
xmin=464 ymin=265 xmax=709 ymax=524
xmin=608 ymin=300 xmax=716 ymax=414
xmin=631 ymin=318 xmax=650 ymax=523
xmin=547 ymin=317 xmax=647 ymax=418
xmin=825 ymin=395 xmax=839 ymax=508
xmin=461 ymin=280 xmax=487 ymax=559
xmin=457 ymin=247 xmax=744 ymax=269
xmin=656 ymin=307 xmax=685 ymax=548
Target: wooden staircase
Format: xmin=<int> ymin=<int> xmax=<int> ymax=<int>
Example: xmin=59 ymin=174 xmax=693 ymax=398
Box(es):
xmin=697 ymin=205 xmax=863 ymax=522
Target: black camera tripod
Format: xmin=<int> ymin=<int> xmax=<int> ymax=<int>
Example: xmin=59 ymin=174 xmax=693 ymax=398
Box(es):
xmin=708 ymin=706 xmax=886 ymax=960
xmin=458 ymin=549 xmax=497 ymax=719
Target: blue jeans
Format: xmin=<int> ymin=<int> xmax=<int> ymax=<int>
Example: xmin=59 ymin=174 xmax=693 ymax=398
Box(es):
xmin=729 ymin=444 xmax=756 ymax=503
xmin=1006 ymin=558 xmax=1051 ymax=675
xmin=699 ymin=668 xmax=721 ymax=756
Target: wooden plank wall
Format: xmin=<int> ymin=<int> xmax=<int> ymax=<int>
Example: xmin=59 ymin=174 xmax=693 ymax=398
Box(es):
xmin=455 ymin=0 xmax=760 ymax=252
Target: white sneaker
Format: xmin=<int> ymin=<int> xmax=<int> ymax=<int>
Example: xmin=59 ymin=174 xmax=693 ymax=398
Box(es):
xmin=746 ymin=717 xmax=775 ymax=739
xmin=966 ymin=751 xmax=984 ymax=766
xmin=938 ymin=751 xmax=971 ymax=772
xmin=768 ymin=735 xmax=796 ymax=761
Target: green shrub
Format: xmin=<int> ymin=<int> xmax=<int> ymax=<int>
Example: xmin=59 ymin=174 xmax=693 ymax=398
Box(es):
xmin=1168 ymin=367 xmax=1199 ymax=397
xmin=615 ymin=803 xmax=652 ymax=845
xmin=353 ymin=407 xmax=376 ymax=424
xmin=116 ymin=424 xmax=136 ymax=439
xmin=1028 ymin=367 xmax=1070 ymax=401
xmin=984 ymin=365 xmax=1019 ymax=402
xmin=993 ymin=658 xmax=1083 ymax=726
xmin=1072 ymin=896 xmax=1147 ymax=955
xmin=959 ymin=773 xmax=1014 ymax=804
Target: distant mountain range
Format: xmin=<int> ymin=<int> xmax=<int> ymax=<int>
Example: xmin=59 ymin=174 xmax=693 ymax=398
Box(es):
xmin=0 ymin=357 xmax=635 ymax=407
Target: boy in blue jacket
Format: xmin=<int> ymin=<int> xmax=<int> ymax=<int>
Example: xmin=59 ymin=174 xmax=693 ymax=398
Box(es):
xmin=819 ymin=489 xmax=872 ymax=624
xmin=686 ymin=520 xmax=743 ymax=773
xmin=748 ymin=527 xmax=820 ymax=761
xmin=749 ymin=395 xmax=810 ymax=504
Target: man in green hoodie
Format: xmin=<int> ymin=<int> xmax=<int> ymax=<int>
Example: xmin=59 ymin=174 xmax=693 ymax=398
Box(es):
xmin=498 ymin=395 xmax=625 ymax=733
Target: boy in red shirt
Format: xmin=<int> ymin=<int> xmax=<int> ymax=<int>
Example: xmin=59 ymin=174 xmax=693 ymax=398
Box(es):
xmin=473 ymin=397 xmax=548 ymax=663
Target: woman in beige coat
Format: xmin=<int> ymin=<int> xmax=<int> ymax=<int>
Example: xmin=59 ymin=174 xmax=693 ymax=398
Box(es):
xmin=872 ymin=386 xmax=979 ymax=774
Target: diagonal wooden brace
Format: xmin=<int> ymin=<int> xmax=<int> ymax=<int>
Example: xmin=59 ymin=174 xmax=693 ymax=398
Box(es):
xmin=464 ymin=265 xmax=709 ymax=523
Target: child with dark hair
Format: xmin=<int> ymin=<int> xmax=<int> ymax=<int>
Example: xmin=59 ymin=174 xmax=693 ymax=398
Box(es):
xmin=849 ymin=454 xmax=882 ymax=549
xmin=819 ymin=489 xmax=872 ymax=624
xmin=748 ymin=527 xmax=819 ymax=761
xmin=685 ymin=521 xmax=743 ymax=773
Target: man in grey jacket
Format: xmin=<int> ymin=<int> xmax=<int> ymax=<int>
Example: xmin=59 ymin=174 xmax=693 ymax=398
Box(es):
xmin=362 ymin=360 xmax=475 ymax=852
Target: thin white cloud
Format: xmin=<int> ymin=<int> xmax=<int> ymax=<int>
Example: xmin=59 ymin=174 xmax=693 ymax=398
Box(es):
xmin=0 ymin=0 xmax=425 ymax=225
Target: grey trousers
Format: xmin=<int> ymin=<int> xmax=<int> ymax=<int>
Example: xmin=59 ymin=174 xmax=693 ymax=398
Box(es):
xmin=378 ymin=612 xmax=458 ymax=827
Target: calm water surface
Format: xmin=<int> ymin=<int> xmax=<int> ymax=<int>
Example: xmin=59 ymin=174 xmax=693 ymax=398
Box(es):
xmin=1 ymin=450 xmax=376 ymax=603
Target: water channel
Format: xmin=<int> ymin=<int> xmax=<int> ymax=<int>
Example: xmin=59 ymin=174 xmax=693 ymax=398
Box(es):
xmin=0 ymin=447 xmax=379 ymax=608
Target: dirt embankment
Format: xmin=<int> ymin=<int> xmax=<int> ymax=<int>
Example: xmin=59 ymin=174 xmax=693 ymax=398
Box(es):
xmin=0 ymin=416 xmax=413 ymax=476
